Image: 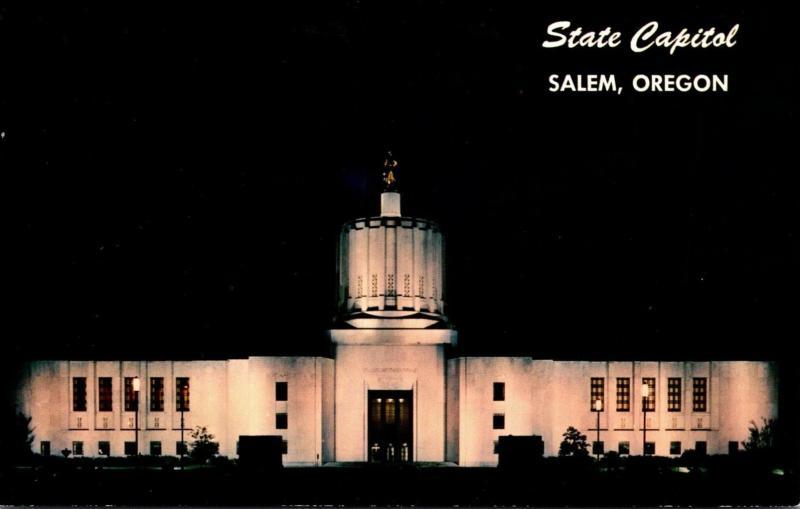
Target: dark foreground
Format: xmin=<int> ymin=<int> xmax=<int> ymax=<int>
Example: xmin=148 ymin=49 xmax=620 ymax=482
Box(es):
xmin=1 ymin=456 xmax=797 ymax=506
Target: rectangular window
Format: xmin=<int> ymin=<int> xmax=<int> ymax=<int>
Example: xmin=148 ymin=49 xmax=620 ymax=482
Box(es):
xmin=124 ymin=377 xmax=138 ymax=411
xmin=492 ymin=413 xmax=505 ymax=430
xmin=590 ymin=377 xmax=604 ymax=411
xmin=592 ymin=441 xmax=604 ymax=455
xmin=98 ymin=377 xmax=113 ymax=412
xmin=693 ymin=377 xmax=707 ymax=412
xmin=176 ymin=377 xmax=190 ymax=412
xmin=281 ymin=440 xmax=288 ymax=455
xmin=644 ymin=442 xmax=655 ymax=455
xmin=99 ymin=441 xmax=110 ymax=456
xmin=276 ymin=381 xmax=288 ymax=401
xmin=493 ymin=382 xmax=505 ymax=401
xmin=670 ymin=441 xmax=681 ymax=455
xmin=618 ymin=441 xmax=630 ymax=455
xmin=668 ymin=378 xmax=682 ymax=412
xmin=40 ymin=441 xmax=50 ymax=456
xmin=177 ymin=441 xmax=188 ymax=455
xmin=73 ymin=441 xmax=84 ymax=456
xmin=642 ymin=377 xmax=656 ymax=411
xmin=616 ymin=378 xmax=630 ymax=412
xmin=124 ymin=441 xmax=137 ymax=456
xmin=150 ymin=377 xmax=164 ymax=412
xmin=276 ymin=412 xmax=288 ymax=429
xmin=695 ymin=441 xmax=707 ymax=455
xmin=150 ymin=441 xmax=162 ymax=456
xmin=728 ymin=441 xmax=739 ymax=454
xmin=72 ymin=377 xmax=87 ymax=412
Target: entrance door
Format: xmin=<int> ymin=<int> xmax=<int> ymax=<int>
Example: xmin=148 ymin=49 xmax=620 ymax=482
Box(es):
xmin=368 ymin=390 xmax=413 ymax=463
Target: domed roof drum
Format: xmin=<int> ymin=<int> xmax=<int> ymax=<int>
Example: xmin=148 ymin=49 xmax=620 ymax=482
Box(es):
xmin=334 ymin=174 xmax=449 ymax=330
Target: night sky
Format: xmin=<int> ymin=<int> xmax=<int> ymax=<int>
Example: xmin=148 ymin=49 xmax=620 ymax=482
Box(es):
xmin=3 ymin=3 xmax=797 ymax=374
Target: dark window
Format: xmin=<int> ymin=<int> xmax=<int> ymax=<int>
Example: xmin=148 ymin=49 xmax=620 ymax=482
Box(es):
xmin=281 ymin=440 xmax=288 ymax=454
xmin=592 ymin=441 xmax=604 ymax=455
xmin=98 ymin=377 xmax=113 ymax=412
xmin=73 ymin=441 xmax=84 ymax=456
xmin=176 ymin=377 xmax=190 ymax=412
xmin=492 ymin=413 xmax=505 ymax=430
xmin=493 ymin=382 xmax=505 ymax=401
xmin=693 ymin=378 xmax=707 ymax=412
xmin=591 ymin=377 xmax=604 ymax=411
xmin=124 ymin=377 xmax=138 ymax=411
xmin=493 ymin=440 xmax=500 ymax=454
xmin=150 ymin=377 xmax=164 ymax=412
xmin=99 ymin=441 xmax=110 ymax=456
xmin=124 ymin=441 xmax=137 ymax=456
xmin=728 ymin=441 xmax=739 ymax=454
xmin=276 ymin=412 xmax=288 ymax=429
xmin=642 ymin=378 xmax=656 ymax=411
xmin=276 ymin=381 xmax=288 ymax=401
xmin=40 ymin=441 xmax=50 ymax=456
xmin=644 ymin=442 xmax=655 ymax=455
xmin=150 ymin=441 xmax=162 ymax=456
xmin=670 ymin=441 xmax=681 ymax=455
xmin=72 ymin=377 xmax=87 ymax=412
xmin=616 ymin=378 xmax=630 ymax=412
xmin=668 ymin=378 xmax=682 ymax=412
xmin=695 ymin=441 xmax=707 ymax=455
xmin=618 ymin=441 xmax=630 ymax=455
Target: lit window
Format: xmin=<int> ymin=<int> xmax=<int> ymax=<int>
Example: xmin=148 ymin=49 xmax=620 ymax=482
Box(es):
xmin=590 ymin=377 xmax=604 ymax=411
xmin=150 ymin=377 xmax=164 ymax=412
xmin=642 ymin=378 xmax=656 ymax=411
xmin=668 ymin=378 xmax=681 ymax=412
xmin=693 ymin=378 xmax=707 ymax=412
xmin=72 ymin=377 xmax=87 ymax=412
xmin=98 ymin=377 xmax=113 ymax=412
xmin=616 ymin=378 xmax=630 ymax=412
xmin=493 ymin=382 xmax=505 ymax=401
xmin=124 ymin=377 xmax=138 ymax=411
xmin=176 ymin=377 xmax=190 ymax=412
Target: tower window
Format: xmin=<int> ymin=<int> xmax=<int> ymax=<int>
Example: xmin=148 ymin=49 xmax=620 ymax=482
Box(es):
xmin=276 ymin=412 xmax=288 ymax=430
xmin=590 ymin=377 xmax=604 ymax=411
xmin=693 ymin=378 xmax=707 ymax=412
xmin=150 ymin=377 xmax=164 ymax=412
xmin=492 ymin=413 xmax=505 ymax=430
xmin=403 ymin=274 xmax=411 ymax=296
xmin=616 ymin=378 xmax=630 ymax=412
xmin=668 ymin=378 xmax=681 ymax=412
xmin=98 ymin=377 xmax=113 ymax=412
xmin=371 ymin=274 xmax=378 ymax=297
xmin=387 ymin=274 xmax=395 ymax=296
xmin=72 ymin=377 xmax=87 ymax=412
xmin=357 ymin=276 xmax=363 ymax=297
xmin=418 ymin=276 xmax=425 ymax=297
xmin=276 ymin=381 xmax=288 ymax=401
xmin=493 ymin=382 xmax=505 ymax=401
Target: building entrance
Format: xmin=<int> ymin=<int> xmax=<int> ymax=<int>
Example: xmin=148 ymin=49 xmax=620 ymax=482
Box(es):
xmin=367 ymin=390 xmax=413 ymax=463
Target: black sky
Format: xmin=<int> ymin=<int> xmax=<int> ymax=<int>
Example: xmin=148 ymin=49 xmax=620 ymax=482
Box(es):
xmin=2 ymin=3 xmax=798 ymax=366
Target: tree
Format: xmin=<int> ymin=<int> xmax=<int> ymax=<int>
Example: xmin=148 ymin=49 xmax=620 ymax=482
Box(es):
xmin=189 ymin=425 xmax=219 ymax=462
xmin=742 ymin=418 xmax=777 ymax=451
xmin=558 ymin=426 xmax=589 ymax=457
xmin=0 ymin=407 xmax=34 ymax=465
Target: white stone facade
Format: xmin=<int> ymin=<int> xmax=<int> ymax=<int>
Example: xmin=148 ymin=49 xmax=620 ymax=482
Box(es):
xmin=14 ymin=191 xmax=779 ymax=465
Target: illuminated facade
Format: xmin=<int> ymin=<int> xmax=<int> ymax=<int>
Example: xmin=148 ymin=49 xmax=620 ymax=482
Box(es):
xmin=15 ymin=183 xmax=778 ymax=466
